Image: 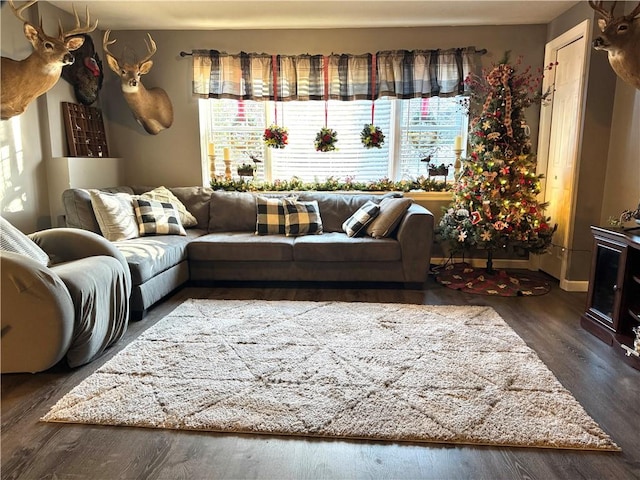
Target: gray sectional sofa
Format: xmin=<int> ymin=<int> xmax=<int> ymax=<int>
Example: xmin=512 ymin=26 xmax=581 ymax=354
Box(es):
xmin=63 ymin=186 xmax=435 ymax=320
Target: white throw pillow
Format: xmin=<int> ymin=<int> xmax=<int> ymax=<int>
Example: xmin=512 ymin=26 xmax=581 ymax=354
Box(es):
xmin=0 ymin=216 xmax=50 ymax=266
xmin=89 ymin=190 xmax=139 ymax=241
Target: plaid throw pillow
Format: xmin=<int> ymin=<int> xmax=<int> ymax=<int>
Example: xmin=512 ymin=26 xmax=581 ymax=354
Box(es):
xmin=133 ymin=198 xmax=186 ymax=236
xmin=342 ymin=201 xmax=380 ymax=237
xmin=283 ymin=199 xmax=323 ymax=237
xmin=140 ymin=186 xmax=197 ymax=228
xmin=255 ymin=196 xmax=296 ymax=235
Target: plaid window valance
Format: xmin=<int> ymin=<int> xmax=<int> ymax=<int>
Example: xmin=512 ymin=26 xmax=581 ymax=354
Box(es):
xmin=192 ymin=47 xmax=481 ymax=101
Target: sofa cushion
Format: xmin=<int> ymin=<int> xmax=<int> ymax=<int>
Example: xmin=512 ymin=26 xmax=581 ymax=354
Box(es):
xmin=293 ymin=232 xmax=401 ymax=262
xmin=366 ymin=197 xmax=413 ymax=239
xmin=63 ymin=187 xmax=135 ymax=233
xmin=342 ymin=200 xmax=380 ymax=237
xmin=188 ymin=232 xmax=294 ymax=262
xmin=283 ymin=199 xmax=323 ymax=236
xmin=113 ymin=232 xmax=201 ymax=285
xmin=209 ymin=191 xmax=256 ymax=232
xmin=139 ymin=186 xmax=197 ymax=228
xmin=133 ymin=198 xmax=186 ymax=236
xmin=297 ymin=193 xmax=381 ymax=233
xmin=0 ymin=216 xmax=50 ymax=266
xmin=89 ymin=190 xmax=140 ymax=242
xmin=168 ymin=187 xmax=213 ymax=230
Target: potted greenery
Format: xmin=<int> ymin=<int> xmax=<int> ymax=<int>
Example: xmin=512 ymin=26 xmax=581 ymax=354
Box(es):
xmin=237 ymin=153 xmax=262 ymax=177
xmin=428 ymin=164 xmax=451 ymax=177
xmin=237 ymin=163 xmax=255 ymax=177
xmin=421 ymin=154 xmax=451 ymax=178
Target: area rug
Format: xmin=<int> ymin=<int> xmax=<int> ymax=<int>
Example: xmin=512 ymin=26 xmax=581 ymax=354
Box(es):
xmin=435 ymin=262 xmax=552 ymax=296
xmin=42 ymin=300 xmax=618 ymax=451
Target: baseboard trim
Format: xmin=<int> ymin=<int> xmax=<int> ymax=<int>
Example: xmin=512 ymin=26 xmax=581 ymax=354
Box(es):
xmin=559 ymin=279 xmax=589 ymax=292
xmin=431 ymin=257 xmax=536 ymax=271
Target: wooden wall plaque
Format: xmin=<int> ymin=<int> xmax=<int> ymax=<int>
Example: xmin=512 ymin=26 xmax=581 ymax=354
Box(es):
xmin=62 ymin=102 xmax=109 ymax=157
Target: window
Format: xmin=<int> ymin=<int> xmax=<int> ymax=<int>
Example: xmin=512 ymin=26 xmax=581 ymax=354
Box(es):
xmin=199 ymin=97 xmax=467 ymax=184
xmin=398 ymin=97 xmax=468 ymax=179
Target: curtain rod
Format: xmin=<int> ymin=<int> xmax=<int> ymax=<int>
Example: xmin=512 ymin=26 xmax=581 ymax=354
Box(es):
xmin=179 ymin=48 xmax=488 ymax=57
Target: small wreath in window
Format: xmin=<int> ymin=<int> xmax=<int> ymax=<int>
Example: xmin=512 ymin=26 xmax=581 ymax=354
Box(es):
xmin=360 ymin=124 xmax=385 ymax=149
xmin=314 ymin=127 xmax=338 ymax=152
xmin=263 ymin=124 xmax=288 ymax=149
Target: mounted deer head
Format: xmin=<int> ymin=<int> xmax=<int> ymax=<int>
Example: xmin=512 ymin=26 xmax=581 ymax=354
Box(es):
xmin=103 ymin=30 xmax=174 ymax=135
xmin=589 ymin=1 xmax=640 ymax=90
xmin=1 ymin=0 xmax=97 ymax=120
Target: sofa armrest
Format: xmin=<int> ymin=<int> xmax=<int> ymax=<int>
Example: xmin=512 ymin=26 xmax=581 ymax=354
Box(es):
xmin=396 ymin=203 xmax=434 ymax=283
xmin=30 ymin=228 xmax=129 ymax=274
xmin=0 ymin=251 xmax=75 ymax=373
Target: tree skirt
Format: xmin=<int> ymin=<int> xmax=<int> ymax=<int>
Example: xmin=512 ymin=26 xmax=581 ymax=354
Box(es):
xmin=435 ymin=262 xmax=551 ymax=297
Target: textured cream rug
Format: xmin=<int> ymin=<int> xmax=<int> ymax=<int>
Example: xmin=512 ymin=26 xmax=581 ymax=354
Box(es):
xmin=42 ymin=300 xmax=619 ymax=450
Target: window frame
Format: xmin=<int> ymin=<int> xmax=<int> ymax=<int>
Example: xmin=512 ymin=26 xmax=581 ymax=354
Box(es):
xmin=199 ymin=97 xmax=467 ymax=187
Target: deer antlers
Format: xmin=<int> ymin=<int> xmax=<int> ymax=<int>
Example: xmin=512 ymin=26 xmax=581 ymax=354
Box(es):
xmin=140 ymin=34 xmax=158 ymax=65
xmin=8 ymin=0 xmax=37 ymax=23
xmin=102 ymin=29 xmax=118 ymax=59
xmin=589 ymin=1 xmax=640 ymax=21
xmin=103 ymin=30 xmax=157 ymax=65
xmin=8 ymin=0 xmax=97 ymax=40
xmin=57 ymin=4 xmax=97 ymax=39
xmin=588 ymin=1 xmax=617 ymax=22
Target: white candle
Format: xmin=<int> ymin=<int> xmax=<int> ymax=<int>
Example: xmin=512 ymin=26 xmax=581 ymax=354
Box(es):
xmin=454 ymin=135 xmax=463 ymax=150
xmin=223 ymin=147 xmax=230 ymax=161
xmin=208 ymin=142 xmax=215 ymax=156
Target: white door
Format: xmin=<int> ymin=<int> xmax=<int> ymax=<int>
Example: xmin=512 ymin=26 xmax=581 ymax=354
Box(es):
xmin=536 ymin=21 xmax=590 ymax=285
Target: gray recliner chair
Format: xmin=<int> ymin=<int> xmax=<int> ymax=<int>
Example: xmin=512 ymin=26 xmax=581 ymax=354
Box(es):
xmin=1 ymin=217 xmax=131 ymax=373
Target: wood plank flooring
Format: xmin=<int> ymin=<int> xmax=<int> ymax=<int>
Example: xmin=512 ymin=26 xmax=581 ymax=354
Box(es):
xmin=2 ymin=276 xmax=639 ymax=480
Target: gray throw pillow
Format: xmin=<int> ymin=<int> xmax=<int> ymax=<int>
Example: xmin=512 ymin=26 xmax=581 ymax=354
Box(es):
xmin=365 ymin=197 xmax=413 ymax=239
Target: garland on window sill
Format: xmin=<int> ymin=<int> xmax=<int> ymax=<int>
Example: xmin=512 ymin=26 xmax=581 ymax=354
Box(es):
xmin=209 ymin=175 xmax=452 ymax=193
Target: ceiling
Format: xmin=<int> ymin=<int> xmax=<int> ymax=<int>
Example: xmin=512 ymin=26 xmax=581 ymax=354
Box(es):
xmin=50 ymin=1 xmax=582 ymax=31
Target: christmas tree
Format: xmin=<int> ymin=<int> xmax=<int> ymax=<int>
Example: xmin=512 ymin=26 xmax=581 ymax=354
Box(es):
xmin=437 ymin=53 xmax=556 ymax=273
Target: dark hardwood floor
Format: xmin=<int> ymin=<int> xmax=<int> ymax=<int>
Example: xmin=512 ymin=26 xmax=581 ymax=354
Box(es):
xmin=2 ymin=274 xmax=639 ymax=480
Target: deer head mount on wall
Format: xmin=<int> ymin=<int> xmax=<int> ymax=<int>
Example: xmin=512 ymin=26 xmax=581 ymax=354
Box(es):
xmin=103 ymin=30 xmax=174 ymax=135
xmin=1 ymin=0 xmax=97 ymax=120
xmin=589 ymin=1 xmax=640 ymax=90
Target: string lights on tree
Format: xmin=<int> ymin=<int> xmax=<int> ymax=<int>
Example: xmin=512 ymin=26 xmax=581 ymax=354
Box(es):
xmin=437 ymin=52 xmax=558 ymax=273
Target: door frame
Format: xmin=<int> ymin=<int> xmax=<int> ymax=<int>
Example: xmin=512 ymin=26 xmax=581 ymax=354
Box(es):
xmin=532 ymin=19 xmax=591 ymax=292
